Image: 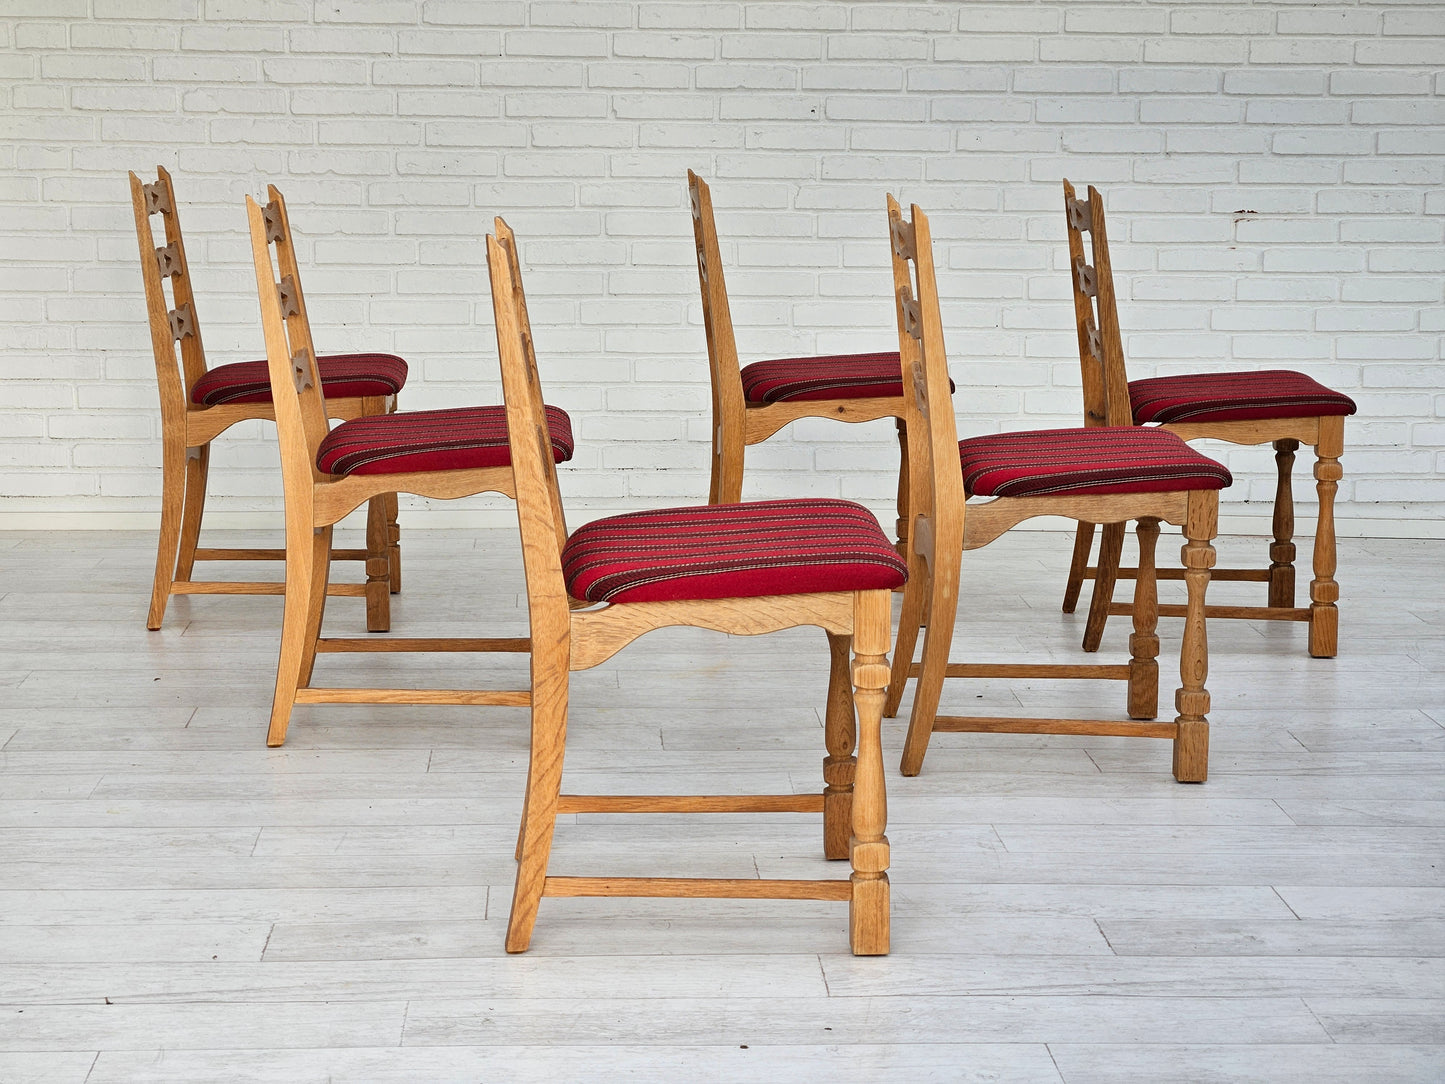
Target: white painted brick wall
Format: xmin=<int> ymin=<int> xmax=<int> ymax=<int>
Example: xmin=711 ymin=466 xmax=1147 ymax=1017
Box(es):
xmin=1 ymin=1 xmax=1441 ymax=533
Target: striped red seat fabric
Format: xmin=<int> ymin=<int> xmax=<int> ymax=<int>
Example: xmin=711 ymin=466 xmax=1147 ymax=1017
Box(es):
xmin=739 ymin=351 xmax=903 ymax=404
xmin=957 ymin=426 xmax=1232 ymax=499
xmin=190 ymin=353 xmax=409 ymax=406
xmin=316 ymin=403 xmax=574 ymax=478
xmin=1129 ymin=369 xmax=1357 ymax=425
xmin=561 ymin=498 xmax=909 ymax=605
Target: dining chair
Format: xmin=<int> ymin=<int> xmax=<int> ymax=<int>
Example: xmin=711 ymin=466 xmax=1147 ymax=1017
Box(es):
xmin=245 ymin=190 xmax=574 ymax=747
xmin=129 ymin=166 xmax=405 ymax=632
xmin=1060 ymin=180 xmax=1356 ymax=658
xmin=487 ymin=222 xmax=906 ymax=954
xmin=884 ymin=196 xmax=1231 ymax=782
xmin=686 ymin=170 xmax=917 ymax=553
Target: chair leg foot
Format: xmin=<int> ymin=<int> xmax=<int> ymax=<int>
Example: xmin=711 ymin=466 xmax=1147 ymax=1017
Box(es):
xmin=1308 ymin=603 xmax=1339 ymax=659
xmin=849 ymin=873 xmax=890 ymax=955
xmin=1172 ymin=718 xmax=1209 ymax=783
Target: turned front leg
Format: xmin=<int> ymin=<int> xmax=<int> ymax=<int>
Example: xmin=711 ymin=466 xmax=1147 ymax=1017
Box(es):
xmin=1269 ymin=438 xmax=1298 ymax=609
xmin=1127 ymin=517 xmax=1160 ymax=721
xmin=1308 ymin=416 xmax=1344 ymax=658
xmin=848 ymin=589 xmax=892 ymax=956
xmin=1172 ymin=492 xmax=1217 ymax=783
xmin=823 ymin=630 xmax=857 ymax=860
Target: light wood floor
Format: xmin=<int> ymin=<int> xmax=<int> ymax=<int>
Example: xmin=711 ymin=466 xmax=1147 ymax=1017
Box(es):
xmin=1 ymin=527 xmax=1441 ymax=1083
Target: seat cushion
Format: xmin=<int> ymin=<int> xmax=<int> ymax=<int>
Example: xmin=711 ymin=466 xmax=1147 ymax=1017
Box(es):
xmin=1130 ymin=369 xmax=1357 ymax=425
xmin=562 ymin=498 xmax=909 ymax=605
xmin=316 ymin=404 xmax=574 ymax=477
xmin=957 ymin=427 xmax=1232 ymax=499
xmin=191 ymin=353 xmax=409 ymax=406
xmin=740 ymin=351 xmax=904 ymax=404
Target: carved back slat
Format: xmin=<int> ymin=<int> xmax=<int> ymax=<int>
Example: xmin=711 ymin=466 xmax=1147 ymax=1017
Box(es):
xmin=487 ymin=229 xmax=572 ymax=635
xmin=128 ymin=166 xmax=209 ymax=419
xmin=1062 ymin=179 xmax=1133 ymax=427
xmin=494 ymin=217 xmax=569 ymax=555
xmin=686 ymin=170 xmax=748 ymax=487
xmin=886 ymin=196 xmax=965 ymax=564
xmin=244 ymin=188 xmax=331 ymax=484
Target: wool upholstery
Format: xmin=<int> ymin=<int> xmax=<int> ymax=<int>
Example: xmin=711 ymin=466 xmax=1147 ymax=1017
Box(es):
xmin=562 ymin=498 xmax=909 ymax=605
xmin=739 ymin=351 xmax=904 ymax=404
xmin=316 ymin=403 xmax=573 ymax=477
xmin=957 ymin=426 xmax=1232 ymax=499
xmin=1129 ymin=369 xmax=1357 ymax=425
xmin=191 ymin=353 xmax=409 ymax=406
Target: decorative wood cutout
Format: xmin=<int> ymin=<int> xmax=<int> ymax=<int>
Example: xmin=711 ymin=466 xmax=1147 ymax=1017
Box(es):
xmin=688 ymin=187 xmax=701 ymax=221
xmin=168 ymin=303 xmax=195 ymax=341
xmin=277 ymin=275 xmax=299 ymax=317
xmin=909 ymin=357 xmax=929 ymax=416
xmin=186 ymin=446 xmax=203 ymax=461
xmin=901 ymin=296 xmax=922 ymax=341
xmin=1073 ymin=259 xmax=1098 ymax=299
xmin=155 ymin=243 xmax=183 ymax=279
xmin=889 ymin=216 xmax=915 ymax=258
xmin=290 ymin=348 xmax=313 ymax=394
xmin=263 ymin=201 xmax=284 ymax=243
xmin=1067 ymin=198 xmax=1092 ymax=232
xmin=1086 ymin=323 xmax=1104 ymax=363
xmin=143 ymin=182 xmax=172 ymax=216
xmin=695 ymin=248 xmax=708 ymax=285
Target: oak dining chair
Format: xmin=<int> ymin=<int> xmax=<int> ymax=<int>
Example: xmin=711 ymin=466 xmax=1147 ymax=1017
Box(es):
xmin=487 ymin=221 xmax=905 ymax=955
xmin=129 ymin=166 xmax=405 ymax=632
xmin=245 ymin=190 xmax=574 ymax=747
xmin=884 ymin=196 xmax=1231 ymax=782
xmin=687 ymin=170 xmax=917 ymax=553
xmin=1059 ymin=180 xmax=1356 ymax=658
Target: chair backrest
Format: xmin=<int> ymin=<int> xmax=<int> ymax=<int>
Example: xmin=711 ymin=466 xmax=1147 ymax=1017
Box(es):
xmin=487 ymin=223 xmax=572 ymax=632
xmin=244 ymin=186 xmax=332 ymax=486
xmin=886 ymin=196 xmax=965 ymax=549
xmin=1062 ymin=179 xmax=1133 ymax=427
xmin=492 ymin=217 xmax=569 ymax=554
xmin=128 ymin=166 xmax=208 ymax=417
xmin=685 ymin=170 xmax=747 ymax=450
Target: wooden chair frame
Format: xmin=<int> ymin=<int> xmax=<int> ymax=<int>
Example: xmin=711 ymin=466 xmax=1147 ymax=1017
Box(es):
xmin=246 ymin=189 xmax=529 ymax=747
xmin=687 ymin=169 xmax=913 ymax=551
xmin=884 ymin=196 xmax=1220 ymax=783
xmin=1060 ymin=180 xmax=1345 ymax=658
xmin=487 ymin=224 xmax=893 ymax=955
xmin=129 ymin=166 xmax=400 ymax=632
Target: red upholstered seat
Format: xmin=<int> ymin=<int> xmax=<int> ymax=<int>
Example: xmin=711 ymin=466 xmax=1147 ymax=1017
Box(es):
xmin=191 ymin=353 xmax=409 ymax=406
xmin=958 ymin=427 xmax=1232 ymax=499
xmin=1129 ymin=369 xmax=1357 ymax=425
xmin=562 ymin=498 xmax=909 ymax=605
xmin=740 ymin=351 xmax=904 ymax=404
xmin=316 ymin=404 xmax=574 ymax=477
